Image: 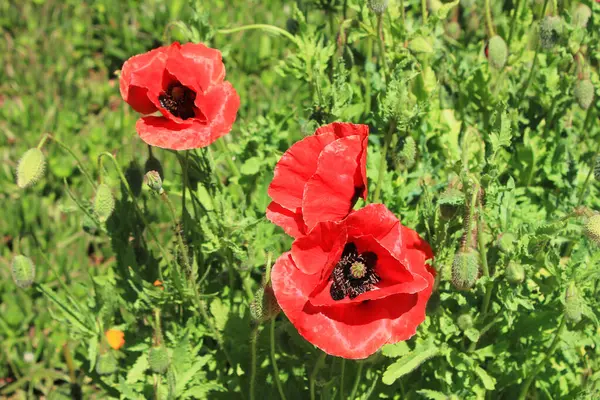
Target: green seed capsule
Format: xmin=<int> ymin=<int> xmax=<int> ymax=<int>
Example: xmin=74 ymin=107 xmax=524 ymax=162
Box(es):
xmin=457 ymin=314 xmax=473 ymax=331
xmin=584 ymin=214 xmax=600 ymax=245
xmin=145 ymin=170 xmax=163 ymax=194
xmin=11 ymin=255 xmax=35 ymax=289
xmin=438 ymin=188 xmax=465 ymax=220
xmin=368 ymin=0 xmax=388 ymax=14
xmin=93 ymin=184 xmax=115 ymax=223
xmin=16 ymin=148 xmax=46 ymax=189
xmin=487 ymin=35 xmax=508 ymax=70
xmin=497 ymin=233 xmax=517 ymax=254
xmin=505 ymin=261 xmax=525 ymax=284
xmin=96 ymin=352 xmax=118 ymax=375
xmin=446 ymin=21 xmax=461 ymax=40
xmin=565 ymin=283 xmax=582 ymax=323
xmin=250 ymin=285 xmax=281 ymax=323
xmin=451 ymin=249 xmax=480 ymax=290
xmin=148 ymin=346 xmax=170 ymax=374
xmin=574 ymin=79 xmax=594 ymax=110
xmin=539 ymin=16 xmax=562 ymax=49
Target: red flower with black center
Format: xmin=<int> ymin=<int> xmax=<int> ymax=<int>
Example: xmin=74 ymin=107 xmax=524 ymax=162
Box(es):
xmin=271 ymin=204 xmax=435 ymax=359
xmin=266 ymin=122 xmax=369 ymax=238
xmin=119 ymin=42 xmax=240 ymax=150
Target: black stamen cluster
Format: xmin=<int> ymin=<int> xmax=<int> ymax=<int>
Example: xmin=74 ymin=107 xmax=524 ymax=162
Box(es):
xmin=159 ymin=82 xmax=196 ymax=120
xmin=330 ymin=243 xmax=380 ymax=301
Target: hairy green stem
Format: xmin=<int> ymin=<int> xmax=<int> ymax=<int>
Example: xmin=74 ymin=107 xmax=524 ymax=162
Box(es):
xmin=310 ymin=352 xmax=326 ymax=400
xmin=44 ymin=134 xmax=96 ymax=188
xmin=518 ymin=317 xmax=566 ymax=400
xmin=364 ymin=39 xmax=374 ymax=117
xmin=250 ymin=327 xmax=258 ymax=400
xmin=517 ymin=44 xmax=540 ymax=105
xmin=484 ymin=0 xmax=495 ymax=36
xmin=373 ymin=119 xmax=397 ymax=203
xmin=421 ymin=0 xmax=428 ymax=24
xmin=349 ymin=362 xmax=364 ymax=400
xmin=507 ymin=0 xmax=522 ymax=47
xmin=576 ymin=128 xmax=600 ymax=207
xmin=376 ymin=14 xmax=388 ymax=81
xmin=217 ymin=24 xmax=298 ymax=45
xmin=339 ymin=359 xmax=346 ymax=400
xmin=270 ymin=318 xmax=286 ymax=400
xmin=216 ymin=138 xmax=241 ymax=178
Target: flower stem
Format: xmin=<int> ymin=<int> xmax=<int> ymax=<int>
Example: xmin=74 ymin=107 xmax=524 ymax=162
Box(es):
xmin=376 ymin=14 xmax=388 ymax=81
xmin=339 ymin=359 xmax=346 ymax=400
xmin=217 ymin=24 xmax=298 ymax=45
xmin=309 ymin=352 xmax=326 ymax=400
xmin=576 ymin=113 xmax=599 ymax=207
xmin=349 ymin=361 xmax=364 ymax=400
xmin=216 ymin=137 xmax=241 ymax=178
xmin=44 ymin=133 xmax=96 ymax=188
xmin=364 ymin=39 xmax=374 ymax=117
xmin=517 ymin=43 xmax=540 ymax=105
xmin=518 ymin=317 xmax=566 ymax=400
xmin=250 ymin=327 xmax=258 ymax=400
xmin=270 ymin=318 xmax=286 ymax=400
xmin=484 ymin=0 xmax=495 ymax=36
xmin=507 ymin=0 xmax=522 ymax=47
xmin=421 ymin=0 xmax=428 ymax=24
xmin=373 ymin=119 xmax=397 ymax=203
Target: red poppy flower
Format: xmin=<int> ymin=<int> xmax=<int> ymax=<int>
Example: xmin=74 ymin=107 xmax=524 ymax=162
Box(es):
xmin=266 ymin=122 xmax=369 ymax=238
xmin=271 ymin=204 xmax=435 ymax=359
xmin=119 ymin=42 xmax=240 ymax=150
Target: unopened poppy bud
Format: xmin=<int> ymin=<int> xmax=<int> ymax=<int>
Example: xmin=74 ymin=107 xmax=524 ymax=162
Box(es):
xmin=487 ymin=35 xmax=508 ymax=69
xmin=400 ymin=136 xmax=416 ymax=168
xmin=573 ymin=4 xmax=591 ymax=28
xmin=496 ymin=232 xmax=516 ymax=254
xmin=16 ymin=148 xmax=46 ymax=189
xmin=457 ymin=314 xmax=473 ymax=331
xmin=250 ymin=285 xmax=281 ymax=323
xmin=144 ymin=155 xmax=164 ymax=180
xmin=584 ymin=214 xmax=600 ymax=244
xmin=565 ymin=282 xmax=582 ymax=323
xmin=438 ymin=188 xmax=465 ymax=220
xmin=574 ymin=79 xmax=594 ymax=110
xmin=96 ymin=352 xmax=118 ymax=375
xmin=368 ymin=0 xmax=388 ymax=14
xmin=539 ymin=16 xmax=562 ymax=49
xmin=11 ymin=255 xmax=35 ymax=289
xmin=145 ymin=170 xmax=163 ymax=194
xmin=148 ymin=346 xmax=170 ymax=374
xmin=93 ymin=184 xmax=115 ymax=223
xmin=505 ymin=261 xmax=525 ymax=284
xmin=451 ymin=249 xmax=480 ymax=290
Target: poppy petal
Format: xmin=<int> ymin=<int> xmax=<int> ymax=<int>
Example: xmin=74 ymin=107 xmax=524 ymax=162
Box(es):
xmin=291 ymin=221 xmax=346 ymax=275
xmin=180 ymin=42 xmax=226 ymax=90
xmin=345 ymin=204 xmax=403 ymax=259
xmin=194 ymin=81 xmax=240 ymax=141
xmin=266 ymin=202 xmax=306 ymax=239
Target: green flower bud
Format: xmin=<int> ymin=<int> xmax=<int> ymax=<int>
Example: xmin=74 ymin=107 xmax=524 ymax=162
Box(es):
xmin=144 ymin=155 xmax=164 ymax=181
xmin=574 ymin=79 xmax=594 ymax=110
xmin=96 ymin=352 xmax=118 ymax=375
xmin=451 ymin=249 xmax=480 ymax=290
xmin=148 ymin=346 xmax=170 ymax=374
xmin=93 ymin=184 xmax=115 ymax=223
xmin=400 ymin=136 xmax=417 ymax=168
xmin=145 ymin=170 xmax=164 ymax=194
xmin=250 ymin=285 xmax=281 ymax=323
xmin=565 ymin=282 xmax=582 ymax=323
xmin=573 ymin=4 xmax=591 ymax=28
xmin=11 ymin=255 xmax=35 ymax=289
xmin=446 ymin=21 xmax=461 ymax=40
xmin=487 ymin=35 xmax=508 ymax=70
xmin=505 ymin=261 xmax=525 ymax=284
xmin=368 ymin=0 xmax=388 ymax=15
xmin=584 ymin=214 xmax=600 ymax=245
xmin=457 ymin=314 xmax=473 ymax=331
xmin=496 ymin=232 xmax=516 ymax=254
xmin=16 ymin=148 xmax=46 ymax=189
xmin=539 ymin=16 xmax=562 ymax=49
xmin=438 ymin=188 xmax=465 ymax=220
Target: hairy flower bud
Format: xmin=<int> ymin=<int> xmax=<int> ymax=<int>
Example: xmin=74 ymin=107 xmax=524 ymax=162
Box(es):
xmin=565 ymin=282 xmax=582 ymax=323
xmin=96 ymin=352 xmax=118 ymax=375
xmin=93 ymin=184 xmax=115 ymax=223
xmin=438 ymin=188 xmax=465 ymax=220
xmin=400 ymin=136 xmax=417 ymax=168
xmin=11 ymin=255 xmax=35 ymax=289
xmin=148 ymin=346 xmax=170 ymax=374
xmin=457 ymin=314 xmax=473 ymax=331
xmin=539 ymin=16 xmax=562 ymax=49
xmin=487 ymin=35 xmax=508 ymax=69
xmin=16 ymin=148 xmax=46 ymax=189
xmin=368 ymin=0 xmax=388 ymax=15
xmin=250 ymin=285 xmax=281 ymax=323
xmin=144 ymin=155 xmax=164 ymax=180
xmin=574 ymin=79 xmax=594 ymax=110
xmin=573 ymin=4 xmax=591 ymax=28
xmin=145 ymin=170 xmax=164 ymax=194
xmin=505 ymin=261 xmax=525 ymax=284
xmin=496 ymin=232 xmax=516 ymax=254
xmin=584 ymin=214 xmax=600 ymax=244
xmin=451 ymin=249 xmax=480 ymax=290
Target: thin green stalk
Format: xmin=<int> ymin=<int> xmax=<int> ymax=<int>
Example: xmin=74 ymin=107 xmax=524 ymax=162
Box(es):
xmin=477 ymin=207 xmax=493 ymax=318
xmin=576 ymin=131 xmax=600 ymax=207
xmin=364 ymin=39 xmax=374 ymax=117
xmin=373 ymin=119 xmax=397 ymax=203
xmin=517 ymin=43 xmax=540 ymax=105
xmin=518 ymin=317 xmax=566 ymax=400
xmin=45 ymin=134 xmax=96 ymax=188
xmin=376 ymin=14 xmax=388 ymax=81
xmin=270 ymin=318 xmax=286 ymax=400
xmin=37 ymin=134 xmax=50 ymax=149
xmin=507 ymin=0 xmax=522 ymax=46
xmin=542 ymin=95 xmax=558 ymax=136
xmin=463 ymin=184 xmax=480 ymax=250
xmin=250 ymin=327 xmax=258 ymax=400
xmin=421 ymin=0 xmax=428 ymax=24
xmin=339 ymin=359 xmax=346 ymax=400
xmin=349 ymin=362 xmax=364 ymax=400
xmin=217 ymin=24 xmax=298 ymax=45
xmin=484 ymin=0 xmax=495 ymax=36
xmin=309 ymin=352 xmax=326 ymax=400
xmin=216 ymin=138 xmax=241 ymax=178
xmin=400 ymin=0 xmax=406 ymax=27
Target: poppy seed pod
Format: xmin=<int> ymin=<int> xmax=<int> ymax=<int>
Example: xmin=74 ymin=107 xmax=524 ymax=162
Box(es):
xmin=144 ymin=155 xmax=164 ymax=180
xmin=250 ymin=285 xmax=281 ymax=323
xmin=16 ymin=148 xmax=46 ymax=189
xmin=539 ymin=16 xmax=562 ymax=49
xmin=505 ymin=261 xmax=525 ymax=284
xmin=148 ymin=346 xmax=170 ymax=374
xmin=584 ymin=214 xmax=600 ymax=244
xmin=457 ymin=314 xmax=473 ymax=331
xmin=574 ymin=79 xmax=594 ymax=110
xmin=96 ymin=352 xmax=118 ymax=375
xmin=438 ymin=188 xmax=465 ymax=220
xmin=496 ymin=232 xmax=517 ymax=254
xmin=565 ymin=282 xmax=582 ymax=323
xmin=487 ymin=35 xmax=508 ymax=70
xmin=573 ymin=4 xmax=591 ymax=28
xmin=93 ymin=184 xmax=115 ymax=223
xmin=11 ymin=255 xmax=35 ymax=289
xmin=451 ymin=249 xmax=480 ymax=290
xmin=145 ymin=170 xmax=163 ymax=194
xmin=368 ymin=0 xmax=388 ymax=15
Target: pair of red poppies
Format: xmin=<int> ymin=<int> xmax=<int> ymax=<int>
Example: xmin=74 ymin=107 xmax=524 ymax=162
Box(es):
xmin=120 ymin=42 xmax=434 ymax=359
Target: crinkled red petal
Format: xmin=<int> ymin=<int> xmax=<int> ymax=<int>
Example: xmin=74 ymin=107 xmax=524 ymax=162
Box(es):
xmin=266 ymin=202 xmax=306 ymax=239
xmin=345 ymin=204 xmax=403 ymax=259
xmin=180 ymin=42 xmax=226 ymax=90
xmin=291 ymin=221 xmax=346 ymax=275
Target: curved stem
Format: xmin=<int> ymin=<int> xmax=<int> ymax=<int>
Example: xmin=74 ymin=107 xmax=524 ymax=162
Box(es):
xmin=518 ymin=317 xmax=566 ymax=400
xmin=250 ymin=327 xmax=258 ymax=400
xmin=270 ymin=318 xmax=286 ymax=400
xmin=484 ymin=0 xmax=495 ymax=36
xmin=349 ymin=362 xmax=364 ymax=400
xmin=309 ymin=352 xmax=326 ymax=400
xmin=517 ymin=44 xmax=540 ymax=105
xmin=507 ymin=0 xmax=523 ymax=47
xmin=373 ymin=119 xmax=397 ymax=203
xmin=217 ymin=24 xmax=298 ymax=45
xmin=339 ymin=359 xmax=346 ymax=400
xmin=45 ymin=134 xmax=96 ymax=188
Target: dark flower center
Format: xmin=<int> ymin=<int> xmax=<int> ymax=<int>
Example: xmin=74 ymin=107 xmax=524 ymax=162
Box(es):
xmin=330 ymin=243 xmax=380 ymax=301
xmin=159 ymin=82 xmax=196 ymax=120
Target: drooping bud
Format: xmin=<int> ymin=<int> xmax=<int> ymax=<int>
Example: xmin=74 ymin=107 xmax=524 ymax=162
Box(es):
xmin=573 ymin=4 xmax=591 ymax=28
xmin=96 ymin=352 xmax=118 ymax=375
xmin=148 ymin=346 xmax=170 ymax=374
xmin=457 ymin=314 xmax=473 ymax=331
xmin=368 ymin=0 xmax=388 ymax=15
xmin=505 ymin=261 xmax=525 ymax=284
xmin=93 ymin=184 xmax=115 ymax=223
xmin=574 ymin=79 xmax=594 ymax=110
xmin=584 ymin=214 xmax=600 ymax=245
xmin=144 ymin=155 xmax=164 ymax=181
xmin=16 ymin=148 xmax=46 ymax=189
xmin=539 ymin=16 xmax=562 ymax=49
xmin=565 ymin=282 xmax=582 ymax=323
xmin=438 ymin=188 xmax=465 ymax=220
xmin=487 ymin=35 xmax=508 ymax=70
xmin=496 ymin=232 xmax=516 ymax=254
xmin=144 ymin=170 xmax=163 ymax=194
xmin=250 ymin=285 xmax=281 ymax=323
xmin=11 ymin=255 xmax=35 ymax=289
xmin=451 ymin=249 xmax=480 ymax=290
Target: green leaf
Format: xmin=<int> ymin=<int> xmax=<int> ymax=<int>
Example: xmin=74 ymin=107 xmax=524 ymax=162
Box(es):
xmin=240 ymin=157 xmax=262 ymax=176
xmin=36 ymin=284 xmax=94 ymax=335
xmin=87 ymin=339 xmax=98 ymax=373
xmin=126 ymin=353 xmax=148 ymax=384
xmin=436 ymin=0 xmax=460 ymax=19
xmin=475 ymin=365 xmax=496 ymax=390
xmin=417 ymin=389 xmax=449 ymax=400
xmin=382 ymin=343 xmax=440 ymax=385
xmin=381 ymin=341 xmax=411 ymax=358
xmin=210 ymin=299 xmax=229 ymax=331
xmin=408 ymin=37 xmax=433 ymax=54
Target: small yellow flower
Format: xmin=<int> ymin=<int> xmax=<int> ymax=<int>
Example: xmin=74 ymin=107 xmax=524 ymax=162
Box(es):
xmin=105 ymin=329 xmax=125 ymax=350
